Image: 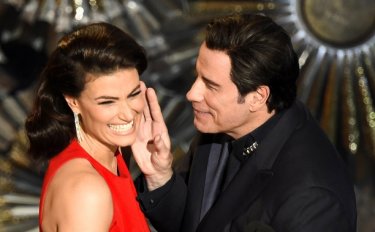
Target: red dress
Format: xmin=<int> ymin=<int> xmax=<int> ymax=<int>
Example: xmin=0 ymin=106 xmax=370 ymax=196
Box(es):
xmin=39 ymin=140 xmax=150 ymax=232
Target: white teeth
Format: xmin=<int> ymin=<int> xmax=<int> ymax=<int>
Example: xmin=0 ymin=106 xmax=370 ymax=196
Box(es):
xmin=108 ymin=121 xmax=133 ymax=133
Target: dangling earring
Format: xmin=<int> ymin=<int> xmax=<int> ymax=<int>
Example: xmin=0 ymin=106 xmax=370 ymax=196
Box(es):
xmin=74 ymin=112 xmax=83 ymax=143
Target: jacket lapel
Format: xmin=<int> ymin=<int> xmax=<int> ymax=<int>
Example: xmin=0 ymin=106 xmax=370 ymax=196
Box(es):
xmin=182 ymin=136 xmax=226 ymax=232
xmin=197 ymin=160 xmax=273 ymax=231
xmin=197 ymin=101 xmax=305 ymax=231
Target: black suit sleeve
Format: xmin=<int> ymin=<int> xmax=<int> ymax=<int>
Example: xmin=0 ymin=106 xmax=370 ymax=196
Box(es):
xmin=135 ymin=135 xmax=198 ymax=232
xmin=272 ymin=187 xmax=353 ymax=232
xmin=136 ymin=173 xmax=187 ymax=232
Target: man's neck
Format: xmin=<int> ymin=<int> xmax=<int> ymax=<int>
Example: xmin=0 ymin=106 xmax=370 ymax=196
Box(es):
xmin=230 ymin=109 xmax=276 ymax=140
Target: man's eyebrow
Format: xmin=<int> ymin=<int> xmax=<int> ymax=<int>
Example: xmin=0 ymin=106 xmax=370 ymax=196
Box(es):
xmin=202 ymin=76 xmax=220 ymax=87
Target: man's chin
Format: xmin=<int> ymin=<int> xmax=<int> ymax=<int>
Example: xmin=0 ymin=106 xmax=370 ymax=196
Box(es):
xmin=194 ymin=121 xmax=205 ymax=133
xmin=194 ymin=121 xmax=215 ymax=134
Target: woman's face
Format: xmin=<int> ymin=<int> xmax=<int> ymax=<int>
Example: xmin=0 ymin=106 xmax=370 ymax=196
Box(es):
xmin=73 ymin=68 xmax=144 ymax=150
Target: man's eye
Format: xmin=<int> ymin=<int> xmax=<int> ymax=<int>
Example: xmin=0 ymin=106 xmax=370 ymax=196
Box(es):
xmin=206 ymin=83 xmax=216 ymax=90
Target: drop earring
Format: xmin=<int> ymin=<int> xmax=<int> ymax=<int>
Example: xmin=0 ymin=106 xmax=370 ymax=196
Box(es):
xmin=74 ymin=112 xmax=83 ymax=143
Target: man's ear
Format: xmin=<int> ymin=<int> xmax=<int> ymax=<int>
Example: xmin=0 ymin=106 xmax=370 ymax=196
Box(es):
xmin=247 ymin=85 xmax=270 ymax=112
xmin=64 ymin=95 xmax=80 ymax=113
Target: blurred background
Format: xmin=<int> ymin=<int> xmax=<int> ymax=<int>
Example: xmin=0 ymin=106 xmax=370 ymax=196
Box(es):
xmin=0 ymin=0 xmax=374 ymax=231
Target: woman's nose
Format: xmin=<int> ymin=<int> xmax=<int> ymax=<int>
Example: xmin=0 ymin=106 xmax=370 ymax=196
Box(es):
xmin=118 ymin=103 xmax=133 ymax=121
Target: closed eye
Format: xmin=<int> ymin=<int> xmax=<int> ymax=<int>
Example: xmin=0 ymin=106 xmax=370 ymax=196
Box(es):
xmin=205 ymin=82 xmax=217 ymax=90
xmin=98 ymin=100 xmax=115 ymax=105
xmin=202 ymin=76 xmax=219 ymax=91
xmin=129 ymin=89 xmax=141 ymax=98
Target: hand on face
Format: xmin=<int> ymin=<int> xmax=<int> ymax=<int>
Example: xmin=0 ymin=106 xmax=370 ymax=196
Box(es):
xmin=131 ymin=82 xmax=173 ymax=191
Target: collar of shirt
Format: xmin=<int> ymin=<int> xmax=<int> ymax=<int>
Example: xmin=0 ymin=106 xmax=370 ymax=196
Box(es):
xmin=230 ymin=110 xmax=285 ymax=163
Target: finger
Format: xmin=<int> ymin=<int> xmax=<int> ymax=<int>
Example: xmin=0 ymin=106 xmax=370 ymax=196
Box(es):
xmin=146 ymin=88 xmax=164 ymax=124
xmin=160 ymin=131 xmax=171 ymax=150
xmin=141 ymin=82 xmax=152 ymax=121
xmin=153 ymin=134 xmax=172 ymax=159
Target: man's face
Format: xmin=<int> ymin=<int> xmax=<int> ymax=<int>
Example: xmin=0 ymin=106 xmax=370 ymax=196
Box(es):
xmin=186 ymin=43 xmax=255 ymax=139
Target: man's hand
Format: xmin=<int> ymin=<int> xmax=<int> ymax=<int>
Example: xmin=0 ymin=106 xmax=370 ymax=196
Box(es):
xmin=131 ymin=82 xmax=173 ymax=191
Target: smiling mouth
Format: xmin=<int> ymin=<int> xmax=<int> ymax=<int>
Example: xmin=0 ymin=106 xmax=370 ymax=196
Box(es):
xmin=194 ymin=109 xmax=205 ymax=114
xmin=108 ymin=121 xmax=134 ymax=133
xmin=193 ymin=109 xmax=211 ymax=117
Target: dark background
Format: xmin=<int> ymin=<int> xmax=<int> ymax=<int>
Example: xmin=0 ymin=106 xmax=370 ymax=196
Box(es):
xmin=0 ymin=0 xmax=374 ymax=231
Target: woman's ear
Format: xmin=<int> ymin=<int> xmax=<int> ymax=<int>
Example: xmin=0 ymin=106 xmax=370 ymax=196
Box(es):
xmin=64 ymin=95 xmax=80 ymax=113
xmin=247 ymin=85 xmax=270 ymax=112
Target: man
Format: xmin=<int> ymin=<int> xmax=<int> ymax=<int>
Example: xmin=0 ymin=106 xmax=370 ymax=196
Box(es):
xmin=132 ymin=13 xmax=357 ymax=232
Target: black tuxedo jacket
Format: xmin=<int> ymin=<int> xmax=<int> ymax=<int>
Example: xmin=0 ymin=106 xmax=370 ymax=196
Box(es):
xmin=138 ymin=101 xmax=357 ymax=232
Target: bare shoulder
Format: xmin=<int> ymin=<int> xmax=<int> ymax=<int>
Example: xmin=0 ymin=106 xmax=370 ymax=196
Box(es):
xmin=56 ymin=158 xmax=112 ymax=204
xmin=42 ymin=158 xmax=113 ymax=232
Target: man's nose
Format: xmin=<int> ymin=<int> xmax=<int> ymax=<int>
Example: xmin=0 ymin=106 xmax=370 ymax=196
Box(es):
xmin=186 ymin=79 xmax=204 ymax=102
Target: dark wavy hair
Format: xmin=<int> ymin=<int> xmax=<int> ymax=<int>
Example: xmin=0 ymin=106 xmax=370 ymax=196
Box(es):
xmin=205 ymin=13 xmax=299 ymax=112
xmin=25 ymin=22 xmax=147 ymax=161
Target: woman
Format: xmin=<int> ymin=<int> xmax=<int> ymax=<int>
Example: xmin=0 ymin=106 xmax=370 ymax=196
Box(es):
xmin=25 ymin=22 xmax=152 ymax=232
